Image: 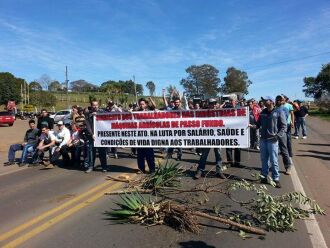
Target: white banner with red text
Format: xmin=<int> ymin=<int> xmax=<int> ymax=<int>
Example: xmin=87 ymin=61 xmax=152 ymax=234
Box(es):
xmin=94 ymin=108 xmax=249 ymax=148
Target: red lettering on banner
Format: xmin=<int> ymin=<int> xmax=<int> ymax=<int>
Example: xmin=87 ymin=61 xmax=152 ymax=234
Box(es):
xmin=139 ymin=121 xmax=171 ymax=128
xmin=201 ymin=120 xmax=225 ymax=127
xmin=171 ymin=121 xmax=179 ymax=128
xmin=112 ymin=122 xmax=138 ymax=129
xmin=97 ymin=108 xmax=246 ymax=122
xmin=236 ymin=108 xmax=246 ymax=116
xmin=96 ymin=114 xmax=121 ymax=121
xmin=121 ymin=113 xmax=133 ymax=120
xmin=182 ymin=111 xmax=194 ymax=118
xmin=180 ymin=120 xmax=200 ymax=128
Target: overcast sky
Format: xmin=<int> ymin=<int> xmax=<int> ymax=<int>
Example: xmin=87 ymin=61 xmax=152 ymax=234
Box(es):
xmin=0 ymin=0 xmax=329 ymax=99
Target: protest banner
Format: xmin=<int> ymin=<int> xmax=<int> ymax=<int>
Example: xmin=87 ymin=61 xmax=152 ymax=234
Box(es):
xmin=94 ymin=108 xmax=249 ymax=148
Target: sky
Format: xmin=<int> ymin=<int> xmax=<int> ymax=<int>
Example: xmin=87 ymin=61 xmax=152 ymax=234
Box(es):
xmin=0 ymin=0 xmax=330 ymax=100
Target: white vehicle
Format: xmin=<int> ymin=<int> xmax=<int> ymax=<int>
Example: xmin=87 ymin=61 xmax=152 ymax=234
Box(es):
xmin=50 ymin=109 xmax=72 ymax=123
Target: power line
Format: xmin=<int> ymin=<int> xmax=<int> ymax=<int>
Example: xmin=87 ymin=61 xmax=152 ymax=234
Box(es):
xmin=244 ymin=51 xmax=330 ymax=71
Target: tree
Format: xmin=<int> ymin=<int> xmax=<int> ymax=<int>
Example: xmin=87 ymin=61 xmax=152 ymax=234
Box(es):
xmin=0 ymin=72 xmax=22 ymax=105
xmin=36 ymin=74 xmax=52 ymax=91
xmin=70 ymin=80 xmax=98 ymax=92
xmin=180 ymin=64 xmax=221 ymax=98
xmin=136 ymin=84 xmax=144 ymax=95
xmin=29 ymin=81 xmax=42 ymax=91
xmin=30 ymin=91 xmax=57 ymax=107
xmin=166 ymin=85 xmax=179 ymax=97
xmin=100 ymin=80 xmax=136 ymax=95
xmin=146 ymin=81 xmax=156 ymax=96
xmin=222 ymin=67 xmax=252 ymax=95
xmin=303 ymin=63 xmax=330 ymax=99
xmin=48 ymin=81 xmax=62 ymax=92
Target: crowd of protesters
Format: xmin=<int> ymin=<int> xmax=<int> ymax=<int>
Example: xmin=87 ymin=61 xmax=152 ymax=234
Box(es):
xmin=3 ymin=91 xmax=309 ymax=189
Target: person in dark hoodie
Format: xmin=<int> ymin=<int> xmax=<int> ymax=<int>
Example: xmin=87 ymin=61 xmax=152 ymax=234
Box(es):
xmin=84 ymin=100 xmax=108 ymax=173
xmin=37 ymin=109 xmax=54 ymax=133
xmin=250 ymin=96 xmax=287 ymax=188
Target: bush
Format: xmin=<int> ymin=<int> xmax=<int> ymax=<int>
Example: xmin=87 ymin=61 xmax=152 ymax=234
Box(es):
xmin=30 ymin=91 xmax=57 ymax=108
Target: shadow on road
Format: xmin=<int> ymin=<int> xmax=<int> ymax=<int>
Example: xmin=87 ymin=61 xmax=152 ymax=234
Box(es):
xmin=301 ymin=143 xmax=330 ymax=147
xmin=298 ymin=150 xmax=330 ymax=156
xmin=178 ymin=241 xmax=216 ymax=248
xmin=296 ymin=154 xmax=330 ymax=161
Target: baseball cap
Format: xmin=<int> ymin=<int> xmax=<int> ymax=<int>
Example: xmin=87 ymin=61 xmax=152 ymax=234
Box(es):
xmin=261 ymin=96 xmax=275 ymax=102
xmin=57 ymin=121 xmax=64 ymax=125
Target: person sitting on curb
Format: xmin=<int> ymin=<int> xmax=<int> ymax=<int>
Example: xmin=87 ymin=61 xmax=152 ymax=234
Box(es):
xmin=4 ymin=120 xmax=39 ymax=166
xmin=49 ymin=121 xmax=71 ymax=167
xmin=31 ymin=125 xmax=56 ymax=167
xmin=249 ymin=96 xmax=287 ymax=188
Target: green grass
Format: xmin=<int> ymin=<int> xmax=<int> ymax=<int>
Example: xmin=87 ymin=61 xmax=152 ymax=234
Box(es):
xmin=309 ymin=109 xmax=330 ymax=121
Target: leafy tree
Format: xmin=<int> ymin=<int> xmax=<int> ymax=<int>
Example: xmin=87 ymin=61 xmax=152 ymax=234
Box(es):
xmin=0 ymin=72 xmax=22 ymax=105
xmin=180 ymin=64 xmax=221 ymax=98
xmin=165 ymin=85 xmax=179 ymax=98
xmin=36 ymin=74 xmax=52 ymax=91
xmin=29 ymin=81 xmax=42 ymax=91
xmin=29 ymin=91 xmax=57 ymax=107
xmin=100 ymin=80 xmax=136 ymax=95
xmin=222 ymin=67 xmax=252 ymax=95
xmin=136 ymin=84 xmax=144 ymax=95
xmin=146 ymin=81 xmax=156 ymax=96
xmin=70 ymin=80 xmax=98 ymax=92
xmin=303 ymin=63 xmax=330 ymax=99
xmin=122 ymin=80 xmax=135 ymax=94
xmin=48 ymin=81 xmax=62 ymax=92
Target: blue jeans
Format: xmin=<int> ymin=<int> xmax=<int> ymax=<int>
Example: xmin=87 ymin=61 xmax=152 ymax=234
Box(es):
xmin=21 ymin=144 xmax=35 ymax=163
xmin=84 ymin=140 xmax=107 ymax=170
xmin=294 ymin=117 xmax=307 ymax=137
xmin=260 ymin=139 xmax=280 ymax=181
xmin=9 ymin=143 xmax=35 ymax=163
xmin=198 ymin=148 xmax=222 ymax=172
xmin=286 ymin=125 xmax=293 ymax=157
xmin=8 ymin=144 xmax=23 ymax=162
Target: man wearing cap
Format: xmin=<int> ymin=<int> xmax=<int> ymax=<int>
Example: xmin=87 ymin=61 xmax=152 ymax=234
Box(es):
xmin=49 ymin=121 xmax=71 ymax=167
xmin=250 ymin=96 xmax=287 ymax=188
xmin=194 ymin=98 xmax=225 ymax=179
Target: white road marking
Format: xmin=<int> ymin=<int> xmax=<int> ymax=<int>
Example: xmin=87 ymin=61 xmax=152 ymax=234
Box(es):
xmin=290 ymin=165 xmax=328 ymax=248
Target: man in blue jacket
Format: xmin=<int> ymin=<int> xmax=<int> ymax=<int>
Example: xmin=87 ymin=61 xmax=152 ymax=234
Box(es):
xmin=250 ymin=96 xmax=287 ymax=188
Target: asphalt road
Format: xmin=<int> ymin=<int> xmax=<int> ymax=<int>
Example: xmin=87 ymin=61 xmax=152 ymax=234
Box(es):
xmin=0 ymin=118 xmax=328 ymax=248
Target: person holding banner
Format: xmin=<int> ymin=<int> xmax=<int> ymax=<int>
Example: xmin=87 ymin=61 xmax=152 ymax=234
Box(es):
xmin=136 ymin=98 xmax=155 ymax=174
xmin=194 ymin=98 xmax=225 ymax=179
xmin=223 ymin=95 xmax=242 ymax=167
xmin=250 ymin=96 xmax=287 ymax=188
xmin=84 ymin=100 xmax=108 ymax=173
xmin=166 ymin=97 xmax=184 ymax=160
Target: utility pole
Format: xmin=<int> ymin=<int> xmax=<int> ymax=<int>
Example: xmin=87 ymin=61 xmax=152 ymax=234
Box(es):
xmin=24 ymin=80 xmax=27 ymax=105
xmin=65 ymin=66 xmax=69 ymax=109
xmin=27 ymin=81 xmax=30 ymax=105
xmin=20 ymin=84 xmax=23 ymax=111
xmin=133 ymin=75 xmax=137 ymax=104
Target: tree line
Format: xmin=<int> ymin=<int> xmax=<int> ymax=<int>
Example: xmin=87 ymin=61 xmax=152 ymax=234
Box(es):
xmin=2 ymin=61 xmax=327 ymax=108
